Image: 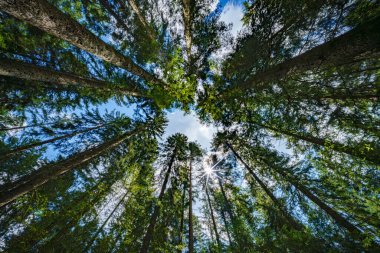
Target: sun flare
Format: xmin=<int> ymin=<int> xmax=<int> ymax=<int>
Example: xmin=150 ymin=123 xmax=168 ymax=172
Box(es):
xmin=204 ymin=166 xmax=213 ymax=176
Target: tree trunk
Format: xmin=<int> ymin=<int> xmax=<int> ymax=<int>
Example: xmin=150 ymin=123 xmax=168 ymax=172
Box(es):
xmin=84 ymin=187 xmax=130 ymax=252
xmin=126 ymin=0 xmax=155 ymax=41
xmin=254 ymin=121 xmax=380 ymax=165
xmin=284 ymin=87 xmax=380 ymax=101
xmin=233 ymin=15 xmax=380 ymax=92
xmin=0 ymin=125 xmax=144 ymax=207
xmin=217 ymin=177 xmax=234 ymax=224
xmin=0 ymin=0 xmax=165 ymax=86
xmin=273 ymin=166 xmax=363 ymax=236
xmin=227 ymin=143 xmax=304 ymax=231
xmin=0 ymin=121 xmax=57 ymax=131
xmin=188 ymin=159 xmax=194 ymax=253
xmin=211 ymin=186 xmax=232 ymax=245
xmin=177 ymin=184 xmax=186 ymax=253
xmin=139 ymin=148 xmax=177 ymax=253
xmin=0 ymin=124 xmax=104 ymax=161
xmin=37 ymin=179 xmax=115 ymax=250
xmin=0 ymin=59 xmax=142 ymax=96
xmin=181 ymin=0 xmax=193 ymax=58
xmin=206 ymin=186 xmax=221 ymax=250
xmin=98 ymin=0 xmax=130 ymax=34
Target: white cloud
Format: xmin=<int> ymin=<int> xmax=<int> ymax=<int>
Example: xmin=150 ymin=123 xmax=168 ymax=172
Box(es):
xmin=162 ymin=110 xmax=217 ymax=150
xmin=220 ymin=2 xmax=244 ymax=38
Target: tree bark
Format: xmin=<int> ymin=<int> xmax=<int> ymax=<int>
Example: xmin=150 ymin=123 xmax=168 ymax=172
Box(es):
xmin=0 ymin=59 xmax=142 ymax=96
xmin=0 ymin=124 xmax=104 ymax=161
xmin=0 ymin=0 xmax=165 ymax=86
xmin=217 ymin=176 xmax=234 ymax=224
xmin=181 ymin=0 xmax=194 ymax=58
xmin=227 ymin=143 xmax=303 ymax=231
xmin=0 ymin=121 xmax=57 ymax=131
xmin=84 ymin=187 xmax=130 ymax=252
xmin=126 ymin=0 xmax=155 ymax=41
xmin=98 ymin=0 xmax=130 ymax=34
xmin=188 ymin=159 xmax=194 ymax=253
xmin=232 ymin=15 xmax=380 ymax=92
xmin=206 ymin=186 xmax=222 ymax=250
xmin=139 ymin=148 xmax=177 ymax=253
xmin=177 ymin=184 xmax=186 ymax=253
xmin=273 ymin=166 xmax=363 ymax=237
xmin=39 ymin=184 xmax=113 ymax=250
xmin=254 ymin=121 xmax=380 ymax=165
xmin=211 ymin=186 xmax=232 ymax=245
xmin=0 ymin=125 xmax=144 ymax=207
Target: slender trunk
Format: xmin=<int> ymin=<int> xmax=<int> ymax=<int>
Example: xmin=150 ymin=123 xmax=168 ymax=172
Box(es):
xmin=286 ymin=86 xmax=379 ymax=101
xmin=0 ymin=125 xmax=144 ymax=207
xmin=273 ymin=166 xmax=363 ymax=236
xmin=84 ymin=188 xmax=130 ymax=252
xmin=227 ymin=143 xmax=303 ymax=231
xmin=37 ymin=179 xmax=115 ymax=250
xmin=0 ymin=122 xmax=56 ymax=131
xmin=0 ymin=59 xmax=142 ymax=96
xmin=0 ymin=0 xmax=165 ymax=86
xmin=139 ymin=149 xmax=177 ymax=253
xmin=126 ymin=0 xmax=155 ymax=40
xmin=211 ymin=186 xmax=232 ymax=245
xmin=232 ymin=15 xmax=380 ymax=92
xmin=206 ymin=186 xmax=221 ymax=250
xmin=0 ymin=124 xmax=104 ymax=161
xmin=188 ymin=160 xmax=194 ymax=253
xmin=98 ymin=0 xmax=130 ymax=33
xmin=27 ymin=177 xmax=106 ymax=247
xmin=239 ymin=141 xmax=365 ymax=237
xmin=254 ymin=121 xmax=380 ymax=165
xmin=181 ymin=0 xmax=193 ymax=58
xmin=177 ymin=184 xmax=186 ymax=253
xmin=217 ymin=177 xmax=234 ymax=224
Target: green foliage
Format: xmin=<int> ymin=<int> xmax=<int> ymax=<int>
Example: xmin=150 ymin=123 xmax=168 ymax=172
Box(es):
xmin=1 ymin=0 xmax=379 ymax=252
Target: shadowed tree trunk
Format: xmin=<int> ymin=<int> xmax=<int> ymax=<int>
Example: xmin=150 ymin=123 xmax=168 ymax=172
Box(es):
xmin=251 ymin=121 xmax=380 ymax=165
xmin=84 ymin=186 xmax=131 ymax=252
xmin=231 ymin=15 xmax=380 ymax=92
xmin=211 ymin=187 xmax=232 ymax=245
xmin=227 ymin=143 xmax=304 ymax=231
xmin=206 ymin=186 xmax=222 ymax=250
xmin=237 ymin=141 xmax=366 ymax=238
xmin=0 ymin=122 xmax=56 ymax=131
xmin=98 ymin=0 xmax=130 ymax=33
xmin=177 ymin=183 xmax=186 ymax=253
xmin=217 ymin=176 xmax=234 ymax=225
xmin=0 ymin=125 xmax=145 ymax=207
xmin=0 ymin=124 xmax=105 ymax=161
xmin=272 ymin=165 xmax=363 ymax=237
xmin=36 ymin=180 xmax=115 ymax=250
xmin=188 ymin=159 xmax=194 ymax=253
xmin=0 ymin=59 xmax=142 ymax=96
xmin=139 ymin=148 xmax=177 ymax=253
xmin=181 ymin=0 xmax=194 ymax=58
xmin=126 ymin=0 xmax=155 ymax=40
xmin=0 ymin=0 xmax=165 ymax=86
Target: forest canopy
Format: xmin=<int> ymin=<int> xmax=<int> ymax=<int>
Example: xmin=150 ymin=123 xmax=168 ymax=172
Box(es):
xmin=0 ymin=0 xmax=379 ymax=252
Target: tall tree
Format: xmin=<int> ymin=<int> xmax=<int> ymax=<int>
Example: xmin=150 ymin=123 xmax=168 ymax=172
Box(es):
xmin=0 ymin=0 xmax=165 ymax=86
xmin=0 ymin=58 xmax=142 ymax=96
xmin=187 ymin=141 xmax=202 ymax=253
xmin=205 ymin=185 xmax=221 ymax=250
xmin=227 ymin=142 xmax=303 ymax=231
xmin=139 ymin=133 xmax=188 ymax=253
xmin=0 ymin=119 xmax=155 ymax=207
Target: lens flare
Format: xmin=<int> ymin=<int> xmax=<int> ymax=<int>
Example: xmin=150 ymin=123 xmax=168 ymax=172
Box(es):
xmin=204 ymin=166 xmax=213 ymax=175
